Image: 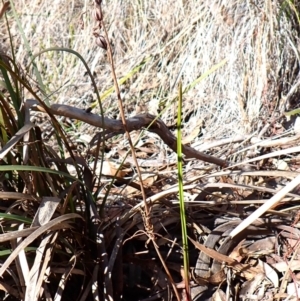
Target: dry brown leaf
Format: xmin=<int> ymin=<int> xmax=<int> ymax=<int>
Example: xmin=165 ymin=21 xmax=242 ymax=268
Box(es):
xmin=247 ymin=237 xmax=275 ymax=255
xmin=32 ymin=196 xmax=60 ymax=227
xmin=25 ymin=233 xmax=57 ymax=301
xmin=233 ymin=259 xmax=263 ymax=281
xmin=239 ymin=273 xmax=265 ymax=299
xmin=0 ymin=122 xmax=35 ymax=160
xmin=256 ymin=259 xmax=278 ymax=288
xmin=0 ymin=192 xmax=38 ymax=201
xmin=121 ymin=185 xmax=139 ymax=196
xmin=189 ymin=237 xmax=236 ymax=265
xmin=207 ymin=270 xmax=227 ymax=285
xmin=99 ymin=160 xmax=130 ymax=177
xmin=25 ymin=197 xmax=63 ymax=300
xmin=0 ymin=213 xmax=82 ymax=277
xmin=0 ymin=223 xmax=72 ymax=243
xmin=11 ymin=224 xmax=27 ymax=298
xmin=182 ymin=119 xmax=203 ymax=145
xmin=139 ymin=173 xmax=157 ymax=187
xmin=229 ymin=239 xmax=246 ymax=262
xmin=189 ymin=237 xmax=261 ymax=281
xmin=135 ymin=151 xmax=148 ymax=158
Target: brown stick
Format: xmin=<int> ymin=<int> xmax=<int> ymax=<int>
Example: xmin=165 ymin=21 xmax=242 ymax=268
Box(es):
xmin=27 ymin=99 xmax=229 ymax=167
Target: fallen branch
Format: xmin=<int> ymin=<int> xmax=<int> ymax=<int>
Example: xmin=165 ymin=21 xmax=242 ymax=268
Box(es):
xmin=26 ymin=99 xmax=229 ymax=167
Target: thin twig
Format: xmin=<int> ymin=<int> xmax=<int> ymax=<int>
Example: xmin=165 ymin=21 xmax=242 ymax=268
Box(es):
xmin=96 ymin=4 xmax=150 ymax=217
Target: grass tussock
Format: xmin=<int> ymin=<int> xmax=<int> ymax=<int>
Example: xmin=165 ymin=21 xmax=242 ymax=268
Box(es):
xmin=4 ymin=0 xmax=300 ymax=137
xmin=1 ymin=0 xmax=300 ymax=300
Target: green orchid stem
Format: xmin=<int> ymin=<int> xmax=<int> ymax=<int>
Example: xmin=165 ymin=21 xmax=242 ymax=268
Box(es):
xmin=177 ymin=82 xmax=191 ymax=300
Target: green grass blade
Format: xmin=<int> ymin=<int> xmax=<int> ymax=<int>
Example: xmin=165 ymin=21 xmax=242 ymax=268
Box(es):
xmin=29 ymin=47 xmax=103 ymax=182
xmin=0 ymin=61 xmax=23 ymax=124
xmin=0 ymin=165 xmax=79 ymax=183
xmin=284 ymin=107 xmax=300 ymax=116
xmin=0 ymin=213 xmax=32 ymax=224
xmin=183 ymin=58 xmax=227 ymax=93
xmin=0 ymin=247 xmax=36 ymax=257
xmin=177 ymin=82 xmax=190 ymax=298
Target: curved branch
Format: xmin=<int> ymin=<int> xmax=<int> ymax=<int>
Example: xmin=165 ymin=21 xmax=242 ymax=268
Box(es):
xmin=26 ymin=99 xmax=229 ymax=167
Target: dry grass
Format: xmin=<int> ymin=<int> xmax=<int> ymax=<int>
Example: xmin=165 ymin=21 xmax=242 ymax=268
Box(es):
xmin=3 ymin=0 xmax=299 ymax=138
xmin=1 ymin=0 xmax=300 ymax=300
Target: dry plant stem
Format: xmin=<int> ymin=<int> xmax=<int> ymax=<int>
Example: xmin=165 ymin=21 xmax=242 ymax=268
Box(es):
xmin=230 ymin=173 xmax=300 ymax=238
xmin=231 ymin=145 xmax=300 ymax=169
xmin=98 ymin=6 xmax=149 ymax=216
xmin=250 ymin=134 xmax=300 ymax=148
xmin=152 ymin=242 xmax=181 ymax=301
xmin=193 ymin=135 xmax=249 ymax=151
xmin=278 ymin=240 xmax=300 ymax=299
xmin=94 ymin=4 xmax=184 ymax=300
